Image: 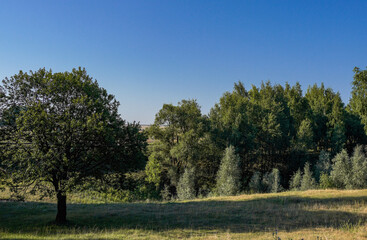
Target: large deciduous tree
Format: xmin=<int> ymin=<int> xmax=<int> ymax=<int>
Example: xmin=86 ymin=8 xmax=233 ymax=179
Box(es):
xmin=0 ymin=68 xmax=146 ymax=224
xmin=145 ymin=99 xmax=216 ymax=196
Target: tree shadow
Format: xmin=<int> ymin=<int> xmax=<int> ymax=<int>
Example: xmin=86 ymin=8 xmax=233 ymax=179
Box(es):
xmin=1 ymin=194 xmax=367 ymax=235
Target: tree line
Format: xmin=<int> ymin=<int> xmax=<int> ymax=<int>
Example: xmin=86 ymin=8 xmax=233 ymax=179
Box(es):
xmin=145 ymin=67 xmax=367 ymax=198
xmin=1 ymin=67 xmax=367 ymax=223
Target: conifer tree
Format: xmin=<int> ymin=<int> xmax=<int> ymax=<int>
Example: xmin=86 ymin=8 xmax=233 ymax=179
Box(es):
xmin=290 ymin=168 xmax=302 ymax=190
xmin=315 ymin=150 xmax=331 ymax=181
xmin=330 ymin=149 xmax=351 ymax=189
xmin=350 ymin=145 xmax=367 ymax=189
xmin=177 ymin=167 xmax=196 ymax=200
xmin=216 ymin=146 xmax=241 ymax=196
xmin=249 ymin=171 xmax=262 ymax=193
xmin=270 ymin=168 xmax=282 ymax=193
xmin=300 ymin=162 xmax=316 ymax=190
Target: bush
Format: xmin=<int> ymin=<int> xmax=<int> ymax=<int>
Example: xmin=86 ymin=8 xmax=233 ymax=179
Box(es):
xmin=289 ymin=168 xmax=302 ymax=191
xmin=300 ymin=162 xmax=316 ymax=191
xmin=216 ymin=146 xmax=241 ymax=196
xmin=177 ymin=167 xmax=196 ymax=200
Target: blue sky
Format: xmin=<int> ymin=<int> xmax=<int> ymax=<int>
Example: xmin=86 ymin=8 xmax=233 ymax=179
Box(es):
xmin=1 ymin=1 xmax=366 ymax=124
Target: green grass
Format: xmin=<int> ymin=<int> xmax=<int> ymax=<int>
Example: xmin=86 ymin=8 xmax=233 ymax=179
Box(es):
xmin=1 ymin=190 xmax=367 ymax=239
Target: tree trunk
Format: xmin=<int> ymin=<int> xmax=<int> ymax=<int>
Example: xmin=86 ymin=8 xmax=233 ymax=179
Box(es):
xmin=55 ymin=191 xmax=67 ymax=224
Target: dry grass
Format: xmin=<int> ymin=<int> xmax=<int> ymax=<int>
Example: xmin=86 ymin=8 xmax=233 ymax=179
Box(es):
xmin=1 ymin=190 xmax=367 ymax=239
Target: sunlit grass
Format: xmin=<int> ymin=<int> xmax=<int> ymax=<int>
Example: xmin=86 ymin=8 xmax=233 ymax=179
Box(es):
xmin=1 ymin=190 xmax=367 ymax=239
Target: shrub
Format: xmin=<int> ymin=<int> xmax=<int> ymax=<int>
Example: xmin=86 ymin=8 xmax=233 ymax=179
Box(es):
xmin=300 ymin=162 xmax=316 ymax=190
xmin=216 ymin=146 xmax=241 ymax=196
xmin=289 ymin=168 xmax=302 ymax=190
xmin=177 ymin=168 xmax=196 ymax=200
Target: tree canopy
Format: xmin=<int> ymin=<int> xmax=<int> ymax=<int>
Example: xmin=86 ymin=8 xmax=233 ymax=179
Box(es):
xmin=3 ymin=66 xmax=367 ymax=211
xmin=0 ymin=68 xmax=146 ymax=223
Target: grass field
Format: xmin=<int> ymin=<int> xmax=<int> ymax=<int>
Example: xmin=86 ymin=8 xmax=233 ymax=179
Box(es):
xmin=1 ymin=190 xmax=367 ymax=239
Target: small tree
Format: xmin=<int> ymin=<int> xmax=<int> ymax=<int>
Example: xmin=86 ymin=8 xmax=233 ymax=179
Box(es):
xmin=315 ymin=150 xmax=331 ymax=181
xmin=262 ymin=169 xmax=283 ymax=193
xmin=261 ymin=172 xmax=272 ymax=193
xmin=330 ymin=149 xmax=351 ymax=189
xmin=216 ymin=146 xmax=241 ymax=196
xmin=145 ymin=152 xmax=163 ymax=188
xmin=270 ymin=168 xmax=282 ymax=193
xmin=248 ymin=171 xmax=262 ymax=193
xmin=350 ymin=145 xmax=367 ymax=189
xmin=319 ymin=172 xmax=334 ymax=189
xmin=300 ymin=162 xmax=316 ymax=191
xmin=160 ymin=185 xmax=171 ymax=201
xmin=289 ymin=169 xmax=302 ymax=190
xmin=177 ymin=167 xmax=196 ymax=200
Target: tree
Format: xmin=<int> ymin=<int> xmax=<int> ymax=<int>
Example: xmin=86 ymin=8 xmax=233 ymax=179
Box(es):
xmin=296 ymin=119 xmax=314 ymax=151
xmin=305 ymin=83 xmax=346 ymax=152
xmin=248 ymin=82 xmax=292 ymax=171
xmin=315 ymin=150 xmax=331 ymax=181
xmin=248 ymin=171 xmax=262 ymax=193
xmin=289 ymin=168 xmax=302 ymax=190
xmin=350 ymin=145 xmax=367 ymax=189
xmin=209 ymin=82 xmax=255 ymax=157
xmin=270 ymin=168 xmax=282 ymax=193
xmin=344 ymin=111 xmax=367 ymax=153
xmin=284 ymin=82 xmax=309 ymax=131
xmin=208 ymin=82 xmax=255 ymax=188
xmin=349 ymin=67 xmax=367 ymax=133
xmin=146 ymin=99 xmax=211 ymax=197
xmin=145 ymin=152 xmax=163 ymax=188
xmin=177 ymin=167 xmax=196 ymax=200
xmin=261 ymin=168 xmax=282 ymax=193
xmin=330 ymin=149 xmax=351 ymax=189
xmin=1 ymin=68 xmax=146 ymax=224
xmin=300 ymin=162 xmax=316 ymax=191
xmin=216 ymin=146 xmax=241 ymax=196
xmin=319 ymin=172 xmax=334 ymax=189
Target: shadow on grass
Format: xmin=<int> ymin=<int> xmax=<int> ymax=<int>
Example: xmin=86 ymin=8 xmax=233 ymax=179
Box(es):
xmin=1 ymin=194 xmax=367 ymax=234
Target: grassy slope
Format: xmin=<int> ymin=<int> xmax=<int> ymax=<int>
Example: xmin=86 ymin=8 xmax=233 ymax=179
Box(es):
xmin=1 ymin=190 xmax=367 ymax=239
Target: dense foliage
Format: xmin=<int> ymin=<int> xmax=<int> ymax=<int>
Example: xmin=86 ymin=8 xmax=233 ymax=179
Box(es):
xmin=2 ymin=66 xmax=367 ymax=209
xmin=146 ymin=66 xmax=367 ymax=198
xmin=0 ymin=68 xmax=147 ymax=223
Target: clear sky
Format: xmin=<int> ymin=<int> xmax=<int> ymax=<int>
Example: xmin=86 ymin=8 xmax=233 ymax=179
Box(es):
xmin=1 ymin=1 xmax=366 ymax=124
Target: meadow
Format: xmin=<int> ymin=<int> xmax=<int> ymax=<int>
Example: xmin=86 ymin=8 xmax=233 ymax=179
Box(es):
xmin=1 ymin=190 xmax=367 ymax=239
